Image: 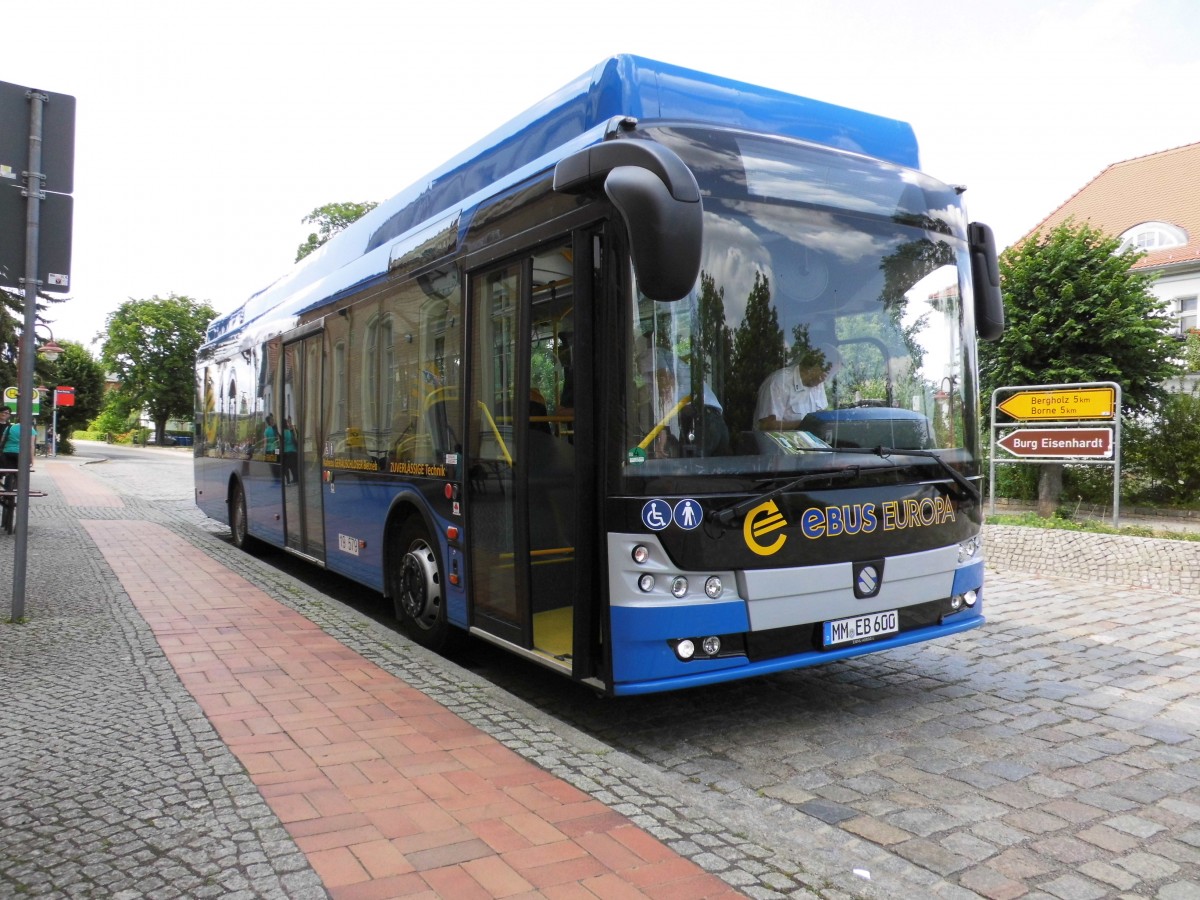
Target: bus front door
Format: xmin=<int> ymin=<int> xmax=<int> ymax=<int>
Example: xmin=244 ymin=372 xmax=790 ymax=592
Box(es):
xmin=282 ymin=332 xmax=326 ymax=563
xmin=466 ymin=243 xmax=579 ymax=671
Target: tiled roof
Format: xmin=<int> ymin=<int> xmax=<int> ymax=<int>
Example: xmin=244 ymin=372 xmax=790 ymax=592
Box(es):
xmin=1022 ymin=141 xmax=1200 ymax=270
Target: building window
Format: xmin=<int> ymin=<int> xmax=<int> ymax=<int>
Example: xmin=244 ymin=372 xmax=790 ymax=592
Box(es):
xmin=1118 ymin=222 xmax=1187 ymax=254
xmin=1179 ymin=296 xmax=1198 ymax=334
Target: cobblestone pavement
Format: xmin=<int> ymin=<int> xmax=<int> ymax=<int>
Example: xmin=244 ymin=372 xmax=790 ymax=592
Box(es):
xmin=3 ymin=448 xmax=1200 ymax=899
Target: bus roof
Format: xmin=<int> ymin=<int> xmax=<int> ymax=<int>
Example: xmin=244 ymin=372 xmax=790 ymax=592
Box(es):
xmin=205 ymin=55 xmax=919 ymax=350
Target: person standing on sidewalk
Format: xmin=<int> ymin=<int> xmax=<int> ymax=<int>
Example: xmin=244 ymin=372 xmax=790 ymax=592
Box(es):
xmin=0 ymin=405 xmax=22 ymax=471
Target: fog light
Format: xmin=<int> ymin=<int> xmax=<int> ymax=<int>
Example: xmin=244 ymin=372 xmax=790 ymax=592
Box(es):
xmin=632 ymin=544 xmax=650 ymax=564
xmin=704 ymin=576 xmax=723 ymax=599
xmin=702 ymin=636 xmax=721 ymax=656
xmin=949 ymin=595 xmax=963 ymax=611
xmin=638 ymin=573 xmax=655 ymax=593
xmin=676 ymin=639 xmax=696 ymax=660
xmin=963 ymin=589 xmax=978 ymax=608
xmin=671 ymin=576 xmax=688 ymax=598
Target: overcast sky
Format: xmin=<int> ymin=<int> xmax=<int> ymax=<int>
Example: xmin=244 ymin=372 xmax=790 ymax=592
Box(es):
xmin=7 ymin=0 xmax=1199 ymax=349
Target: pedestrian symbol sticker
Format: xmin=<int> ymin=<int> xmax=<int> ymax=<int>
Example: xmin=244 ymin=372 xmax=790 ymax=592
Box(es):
xmin=673 ymin=499 xmax=701 ymax=531
xmin=641 ymin=500 xmax=671 ymax=531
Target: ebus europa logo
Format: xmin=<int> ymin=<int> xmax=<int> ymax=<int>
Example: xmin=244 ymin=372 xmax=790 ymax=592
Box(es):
xmin=743 ymin=500 xmax=787 ymax=556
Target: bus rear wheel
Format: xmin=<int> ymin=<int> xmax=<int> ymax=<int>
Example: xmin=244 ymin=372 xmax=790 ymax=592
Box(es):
xmin=392 ymin=522 xmax=449 ymax=650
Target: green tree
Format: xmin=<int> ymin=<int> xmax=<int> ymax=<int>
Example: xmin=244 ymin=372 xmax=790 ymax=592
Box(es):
xmin=981 ymin=220 xmax=1179 ymax=515
xmin=0 ymin=287 xmax=68 ymax=392
xmin=100 ymin=294 xmax=216 ymax=444
xmin=43 ymin=341 xmax=106 ymax=452
xmin=726 ymin=271 xmax=786 ymax=431
xmin=295 ymin=201 xmax=378 ymax=262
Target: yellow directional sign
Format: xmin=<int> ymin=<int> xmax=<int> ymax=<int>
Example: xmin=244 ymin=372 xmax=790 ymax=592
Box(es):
xmin=998 ymin=387 xmax=1115 ymax=421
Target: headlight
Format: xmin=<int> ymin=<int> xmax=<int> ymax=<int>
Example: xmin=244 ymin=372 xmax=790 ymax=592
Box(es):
xmin=958 ymin=535 xmax=981 ymax=563
xmin=671 ymin=576 xmax=689 ymax=598
xmin=638 ymin=574 xmax=655 ymax=593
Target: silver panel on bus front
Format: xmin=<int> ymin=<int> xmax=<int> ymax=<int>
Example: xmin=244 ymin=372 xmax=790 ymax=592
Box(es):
xmin=739 ymin=545 xmax=958 ymax=631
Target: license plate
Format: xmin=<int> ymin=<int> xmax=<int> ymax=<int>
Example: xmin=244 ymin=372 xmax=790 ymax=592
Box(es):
xmin=823 ymin=609 xmax=898 ymax=647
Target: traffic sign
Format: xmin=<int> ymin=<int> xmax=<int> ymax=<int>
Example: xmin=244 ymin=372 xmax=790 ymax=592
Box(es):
xmin=997 ymin=428 xmax=1113 ymax=458
xmin=4 ymin=385 xmax=38 ymax=416
xmin=997 ymin=387 xmax=1115 ymax=421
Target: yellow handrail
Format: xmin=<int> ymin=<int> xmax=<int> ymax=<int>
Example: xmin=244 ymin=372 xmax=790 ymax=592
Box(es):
xmin=638 ymin=394 xmax=692 ymax=451
xmin=477 ymin=401 xmax=513 ymax=465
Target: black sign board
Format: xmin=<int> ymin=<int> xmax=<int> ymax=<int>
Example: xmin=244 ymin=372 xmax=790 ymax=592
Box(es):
xmin=0 ymin=81 xmax=75 ymax=193
xmin=0 ymin=81 xmax=76 ymax=293
xmin=0 ymin=185 xmax=73 ymax=291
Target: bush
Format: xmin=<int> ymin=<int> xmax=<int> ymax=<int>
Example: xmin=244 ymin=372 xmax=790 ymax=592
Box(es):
xmin=1124 ymin=392 xmax=1200 ymax=505
xmin=988 ymin=459 xmax=1039 ymax=502
xmin=1062 ymin=464 xmax=1116 ymax=506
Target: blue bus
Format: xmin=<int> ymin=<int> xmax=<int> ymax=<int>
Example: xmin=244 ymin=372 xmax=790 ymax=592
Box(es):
xmin=196 ymin=56 xmax=1004 ymax=696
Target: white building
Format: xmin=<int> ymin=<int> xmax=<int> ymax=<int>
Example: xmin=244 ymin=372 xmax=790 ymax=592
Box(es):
xmin=1025 ymin=141 xmax=1200 ymax=392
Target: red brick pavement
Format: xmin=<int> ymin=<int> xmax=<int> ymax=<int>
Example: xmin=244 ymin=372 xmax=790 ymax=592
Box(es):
xmin=44 ymin=461 xmax=124 ymax=506
xmin=82 ymin=518 xmax=742 ymax=899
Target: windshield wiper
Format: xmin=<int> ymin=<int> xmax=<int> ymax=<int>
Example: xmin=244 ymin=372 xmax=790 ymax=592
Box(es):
xmin=835 ymin=445 xmax=980 ymax=504
xmin=707 ymin=466 xmax=862 ymax=531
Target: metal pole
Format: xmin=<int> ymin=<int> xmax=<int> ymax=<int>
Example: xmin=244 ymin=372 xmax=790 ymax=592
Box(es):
xmin=11 ymin=90 xmax=46 ymax=621
xmin=1112 ymin=385 xmax=1122 ymax=529
xmin=51 ymin=389 xmax=58 ymax=457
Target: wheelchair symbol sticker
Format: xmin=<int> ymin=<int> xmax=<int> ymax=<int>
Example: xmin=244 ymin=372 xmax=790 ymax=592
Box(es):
xmin=641 ymin=500 xmax=672 ymax=531
xmin=673 ymin=499 xmax=702 ymax=530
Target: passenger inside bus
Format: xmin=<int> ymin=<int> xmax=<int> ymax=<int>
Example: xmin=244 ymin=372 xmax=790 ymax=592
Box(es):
xmin=638 ymin=350 xmax=730 ymax=457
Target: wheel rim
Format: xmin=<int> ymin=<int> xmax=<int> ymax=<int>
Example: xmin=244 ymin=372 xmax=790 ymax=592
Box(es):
xmin=398 ymin=539 xmax=442 ymax=631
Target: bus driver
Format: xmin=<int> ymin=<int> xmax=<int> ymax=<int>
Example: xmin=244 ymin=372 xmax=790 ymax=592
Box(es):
xmin=755 ymin=343 xmax=841 ymax=431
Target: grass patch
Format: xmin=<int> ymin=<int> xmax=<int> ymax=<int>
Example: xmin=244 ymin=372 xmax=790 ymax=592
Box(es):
xmin=987 ymin=512 xmax=1200 ymax=542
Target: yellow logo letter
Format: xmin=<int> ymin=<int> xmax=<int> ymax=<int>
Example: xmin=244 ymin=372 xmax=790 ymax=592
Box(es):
xmin=744 ymin=499 xmax=788 ymax=556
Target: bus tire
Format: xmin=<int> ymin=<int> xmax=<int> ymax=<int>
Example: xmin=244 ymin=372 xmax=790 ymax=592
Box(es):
xmin=229 ymin=480 xmax=255 ymax=551
xmin=392 ymin=521 xmax=449 ymax=650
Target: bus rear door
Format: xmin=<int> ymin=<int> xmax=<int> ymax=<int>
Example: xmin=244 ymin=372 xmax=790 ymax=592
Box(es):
xmin=282 ymin=330 xmax=326 ymax=563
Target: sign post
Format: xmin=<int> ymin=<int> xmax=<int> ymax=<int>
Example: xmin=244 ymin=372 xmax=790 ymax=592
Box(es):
xmin=1 ymin=81 xmax=76 ymax=622
xmin=53 ymin=386 xmax=75 ymax=457
xmin=990 ymin=382 xmax=1122 ymax=527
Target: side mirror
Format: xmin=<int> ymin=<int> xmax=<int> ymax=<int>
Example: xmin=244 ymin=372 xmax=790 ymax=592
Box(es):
xmin=554 ymin=139 xmax=702 ymax=301
xmin=969 ymin=222 xmax=1005 ymax=341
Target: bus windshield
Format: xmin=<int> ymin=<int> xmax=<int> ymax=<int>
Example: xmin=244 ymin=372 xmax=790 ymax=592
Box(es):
xmin=618 ymin=126 xmax=979 ymax=488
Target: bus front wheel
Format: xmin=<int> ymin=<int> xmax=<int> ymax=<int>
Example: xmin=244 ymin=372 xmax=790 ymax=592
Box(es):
xmin=392 ymin=522 xmax=448 ymax=650
xmin=230 ymin=481 xmax=254 ymax=551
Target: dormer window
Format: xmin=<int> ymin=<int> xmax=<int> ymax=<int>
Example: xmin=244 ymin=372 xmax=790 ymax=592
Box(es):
xmin=1118 ymin=221 xmax=1187 ymax=253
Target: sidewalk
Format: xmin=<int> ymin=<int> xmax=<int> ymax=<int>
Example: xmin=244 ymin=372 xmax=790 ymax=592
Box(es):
xmin=0 ymin=457 xmax=742 ymax=899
